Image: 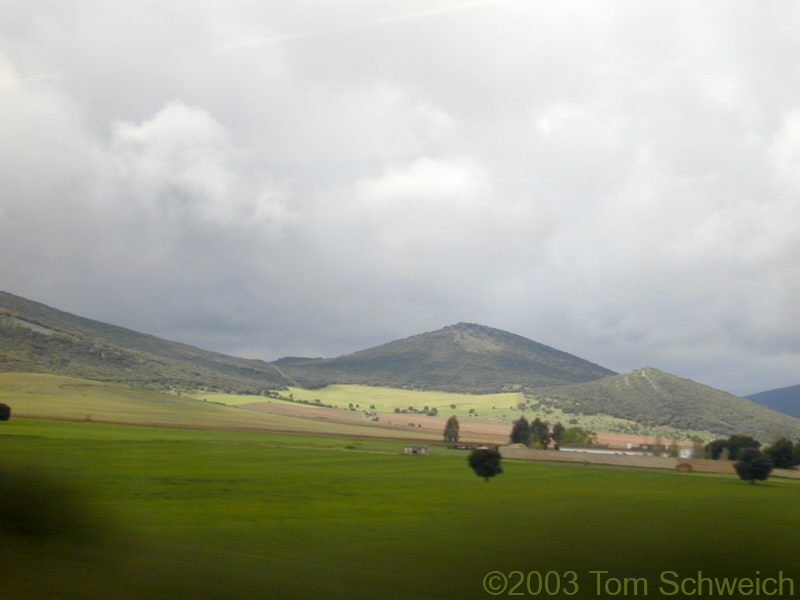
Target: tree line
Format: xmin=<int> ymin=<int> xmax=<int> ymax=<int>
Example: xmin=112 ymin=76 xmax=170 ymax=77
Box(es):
xmin=705 ymin=434 xmax=799 ymax=467
xmin=508 ymin=416 xmax=594 ymax=450
xmin=705 ymin=434 xmax=800 ymax=483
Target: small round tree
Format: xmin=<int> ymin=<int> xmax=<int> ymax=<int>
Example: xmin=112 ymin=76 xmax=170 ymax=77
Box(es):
xmin=0 ymin=403 xmax=10 ymax=421
xmin=734 ymin=448 xmax=774 ymax=484
xmin=468 ymin=448 xmax=502 ymax=482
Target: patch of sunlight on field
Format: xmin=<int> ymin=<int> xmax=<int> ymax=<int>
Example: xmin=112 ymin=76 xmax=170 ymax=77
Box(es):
xmin=190 ymin=391 xmax=273 ymax=406
xmin=186 ymin=385 xmax=715 ymax=441
xmin=285 ymin=384 xmax=524 ymax=414
xmin=0 ymin=374 xmax=440 ymax=440
xmin=280 ymin=385 xmax=717 ymax=440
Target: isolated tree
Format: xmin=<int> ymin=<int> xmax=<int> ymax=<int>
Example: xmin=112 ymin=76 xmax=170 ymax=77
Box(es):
xmin=531 ymin=417 xmax=550 ymax=449
xmin=0 ymin=403 xmax=10 ymax=421
xmin=443 ymin=415 xmax=460 ymax=443
xmin=510 ymin=417 xmax=531 ymax=445
xmin=734 ymin=448 xmax=774 ymax=484
xmin=551 ymin=422 xmax=565 ymax=450
xmin=764 ymin=438 xmax=798 ymax=469
xmin=468 ymin=448 xmax=502 ymax=482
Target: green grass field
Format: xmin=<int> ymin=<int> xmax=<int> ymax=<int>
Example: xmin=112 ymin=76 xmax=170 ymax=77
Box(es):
xmin=1 ymin=418 xmax=799 ymax=599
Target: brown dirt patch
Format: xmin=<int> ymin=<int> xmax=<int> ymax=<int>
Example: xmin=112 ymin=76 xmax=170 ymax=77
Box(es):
xmin=240 ymin=402 xmax=509 ymax=442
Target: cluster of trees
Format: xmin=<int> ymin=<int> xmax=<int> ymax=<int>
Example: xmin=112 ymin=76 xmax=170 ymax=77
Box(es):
xmin=394 ymin=406 xmax=439 ymax=416
xmin=0 ymin=403 xmax=10 ymax=421
xmin=509 ymin=417 xmax=567 ymax=449
xmin=761 ymin=437 xmax=800 ymax=469
xmin=706 ymin=434 xmax=800 ymax=483
xmin=706 ymin=435 xmax=800 ymax=468
xmin=705 ymin=435 xmax=760 ymax=460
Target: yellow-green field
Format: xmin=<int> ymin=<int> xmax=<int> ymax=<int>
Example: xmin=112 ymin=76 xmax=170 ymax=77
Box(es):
xmin=0 ymin=373 xmax=441 ymax=440
xmin=200 ymin=384 xmax=524 ymax=415
xmin=286 ymin=385 xmax=717 ymax=441
xmin=0 ymin=372 xmax=713 ymax=446
xmin=197 ymin=384 xmax=715 ymax=441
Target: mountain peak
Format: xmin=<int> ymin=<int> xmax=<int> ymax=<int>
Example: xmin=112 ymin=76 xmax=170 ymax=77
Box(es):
xmin=440 ymin=323 xmax=505 ymax=353
xmin=276 ymin=323 xmax=615 ymax=393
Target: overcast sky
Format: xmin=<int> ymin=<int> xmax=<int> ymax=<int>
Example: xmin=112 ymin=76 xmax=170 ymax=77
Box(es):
xmin=2 ymin=1 xmax=799 ymax=395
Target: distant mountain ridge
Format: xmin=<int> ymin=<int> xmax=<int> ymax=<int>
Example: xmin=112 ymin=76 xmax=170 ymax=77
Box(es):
xmin=746 ymin=384 xmax=800 ymax=418
xmin=275 ymin=322 xmax=616 ymax=393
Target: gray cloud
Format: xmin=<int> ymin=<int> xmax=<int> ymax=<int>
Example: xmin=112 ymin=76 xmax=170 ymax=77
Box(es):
xmin=2 ymin=1 xmax=800 ymax=395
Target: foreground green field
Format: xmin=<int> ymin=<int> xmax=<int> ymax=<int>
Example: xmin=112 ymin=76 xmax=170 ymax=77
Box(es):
xmin=1 ymin=418 xmax=799 ymax=599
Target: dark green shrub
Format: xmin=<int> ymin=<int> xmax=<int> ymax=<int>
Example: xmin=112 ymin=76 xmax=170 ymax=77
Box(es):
xmin=468 ymin=448 xmax=502 ymax=482
xmin=734 ymin=448 xmax=774 ymax=484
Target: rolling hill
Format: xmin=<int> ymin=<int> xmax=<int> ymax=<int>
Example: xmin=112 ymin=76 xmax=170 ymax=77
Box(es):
xmin=3 ymin=290 xmax=797 ymax=442
xmin=274 ymin=322 xmax=616 ymax=392
xmin=0 ymin=291 xmax=290 ymax=393
xmin=746 ymin=384 xmax=800 ymax=418
xmin=527 ymin=367 xmax=800 ymax=441
xmin=0 ymin=293 xmax=614 ymax=394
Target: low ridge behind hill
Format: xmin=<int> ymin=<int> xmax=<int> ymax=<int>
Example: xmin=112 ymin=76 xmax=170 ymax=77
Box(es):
xmin=274 ymin=322 xmax=616 ymax=393
xmin=528 ymin=367 xmax=800 ymax=441
xmin=746 ymin=384 xmax=800 ymax=418
xmin=0 ymin=291 xmax=290 ymax=393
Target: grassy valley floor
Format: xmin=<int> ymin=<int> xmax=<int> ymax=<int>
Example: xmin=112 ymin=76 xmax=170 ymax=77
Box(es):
xmin=1 ymin=418 xmax=799 ymax=599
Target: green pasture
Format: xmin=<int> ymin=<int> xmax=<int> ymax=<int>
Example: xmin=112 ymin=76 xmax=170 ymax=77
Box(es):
xmin=1 ymin=418 xmax=799 ymax=599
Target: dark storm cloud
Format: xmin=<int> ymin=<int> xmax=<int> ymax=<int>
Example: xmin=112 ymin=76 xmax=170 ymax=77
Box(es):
xmin=2 ymin=1 xmax=800 ymax=394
